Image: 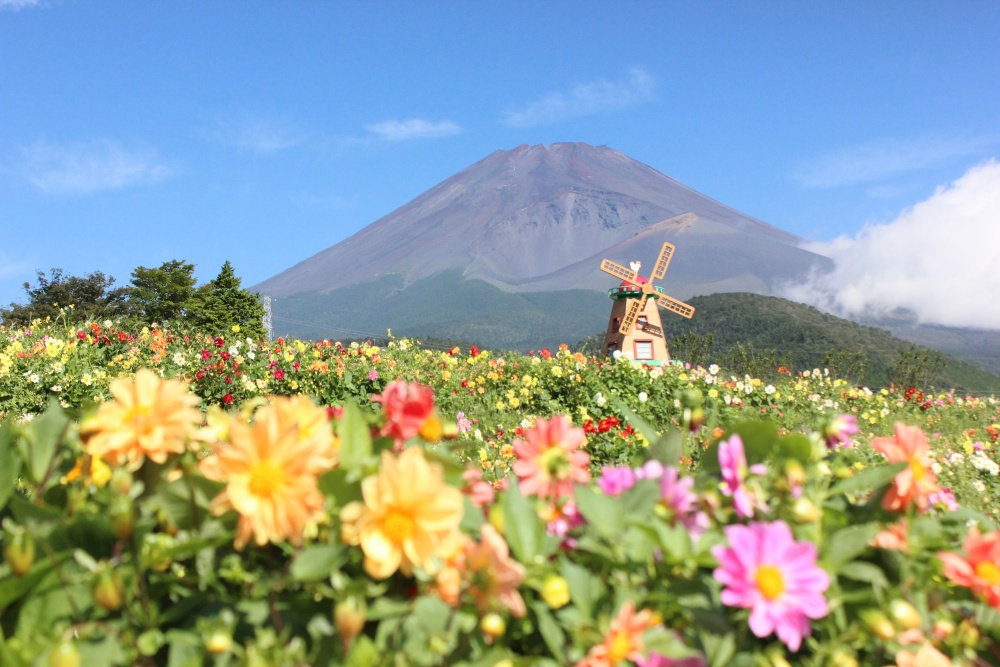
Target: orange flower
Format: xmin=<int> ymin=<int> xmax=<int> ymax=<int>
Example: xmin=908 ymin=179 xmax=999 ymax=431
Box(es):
xmin=269 ymin=395 xmax=339 ymax=472
xmin=200 ymin=406 xmax=332 ymax=549
xmin=81 ymin=369 xmax=201 ymax=470
xmin=872 ymin=520 xmax=909 ymax=553
xmin=340 ymin=447 xmax=464 ymax=579
xmin=576 ymin=601 xmax=655 ymax=667
xmin=512 ymin=416 xmax=590 ymax=502
xmin=463 ymin=524 xmax=526 ymax=617
xmin=372 ymin=381 xmax=436 ymax=445
xmin=938 ymin=526 xmax=1000 ymax=608
xmin=894 ymin=642 xmax=954 ymax=667
xmin=871 ymin=423 xmax=940 ymax=512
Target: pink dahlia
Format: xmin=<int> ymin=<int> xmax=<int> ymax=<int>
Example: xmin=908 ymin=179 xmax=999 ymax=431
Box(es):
xmin=659 ymin=466 xmax=710 ymax=542
xmin=718 ymin=435 xmax=767 ymax=518
xmin=712 ymin=520 xmax=830 ymax=651
xmin=512 ymin=415 xmax=590 ymax=502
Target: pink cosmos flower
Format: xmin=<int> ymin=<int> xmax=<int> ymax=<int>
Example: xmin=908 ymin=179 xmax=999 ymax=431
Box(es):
xmin=512 ymin=416 xmax=590 ymax=502
xmin=660 ymin=466 xmax=710 ymax=542
xmin=718 ymin=435 xmax=767 ymax=518
xmin=712 ymin=521 xmax=830 ymax=652
xmin=372 ymin=380 xmax=436 ymax=445
xmin=597 ymin=466 xmax=636 ymax=496
xmin=824 ymin=413 xmax=859 ymax=448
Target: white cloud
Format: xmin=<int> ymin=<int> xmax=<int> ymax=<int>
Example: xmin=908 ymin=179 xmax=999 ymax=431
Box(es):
xmin=18 ymin=140 xmax=174 ymax=194
xmin=0 ymin=0 xmax=45 ymax=11
xmin=503 ymin=68 xmax=656 ymax=128
xmin=363 ymin=118 xmax=462 ymax=142
xmin=781 ymin=159 xmax=1000 ymax=329
xmin=215 ymin=117 xmax=305 ymax=154
xmin=795 ymin=134 xmax=991 ymax=188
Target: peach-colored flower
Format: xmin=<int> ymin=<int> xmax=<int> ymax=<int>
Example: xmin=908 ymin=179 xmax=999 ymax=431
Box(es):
xmin=372 ymin=381 xmax=436 ymax=445
xmin=82 ymin=369 xmax=201 ymax=469
xmin=462 ymin=466 xmax=496 ymax=508
xmin=871 ymin=423 xmax=940 ymax=512
xmin=269 ymin=395 xmax=339 ymax=471
xmin=340 ymin=447 xmax=464 ymax=579
xmin=463 ymin=524 xmax=526 ymax=617
xmin=200 ymin=407 xmax=332 ymax=549
xmin=938 ymin=526 xmax=1000 ymax=608
xmin=894 ymin=642 xmax=954 ymax=667
xmin=576 ymin=601 xmax=655 ymax=667
xmin=872 ymin=520 xmax=909 ymax=553
xmin=512 ymin=416 xmax=590 ymax=502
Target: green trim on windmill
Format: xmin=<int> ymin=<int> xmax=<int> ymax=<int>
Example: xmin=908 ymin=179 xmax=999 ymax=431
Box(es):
xmin=608 ymin=285 xmax=664 ymax=301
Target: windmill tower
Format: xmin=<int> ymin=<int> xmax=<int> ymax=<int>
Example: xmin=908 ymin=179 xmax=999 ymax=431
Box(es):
xmin=599 ymin=242 xmax=695 ymax=362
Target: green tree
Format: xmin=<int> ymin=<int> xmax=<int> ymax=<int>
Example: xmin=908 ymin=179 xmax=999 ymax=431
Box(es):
xmin=189 ymin=261 xmax=267 ymax=339
xmin=127 ymin=260 xmax=198 ymax=323
xmin=669 ymin=332 xmax=714 ymax=368
xmin=890 ymin=344 xmax=946 ymax=390
xmin=823 ymin=347 xmax=869 ymax=385
xmin=1 ymin=268 xmax=127 ymax=325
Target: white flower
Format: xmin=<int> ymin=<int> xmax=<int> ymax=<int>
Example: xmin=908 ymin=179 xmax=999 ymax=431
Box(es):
xmin=765 ymin=384 xmax=776 ymax=395
xmin=172 ymin=352 xmax=187 ymax=366
xmin=28 ymin=374 xmax=39 ymax=384
xmin=474 ymin=429 xmax=483 ymax=441
xmin=974 ymin=480 xmax=987 ymax=492
xmin=612 ymin=350 xmax=622 ymax=360
xmin=709 ymin=364 xmax=719 ymax=375
xmin=638 ymin=392 xmax=648 ymax=403
xmin=931 ymin=462 xmax=943 ymax=475
xmin=724 ymin=394 xmax=732 ymax=406
xmin=744 ymin=384 xmax=754 ymax=395
xmin=595 ymin=392 xmax=607 ymax=407
xmin=971 ymin=453 xmax=1000 ymax=476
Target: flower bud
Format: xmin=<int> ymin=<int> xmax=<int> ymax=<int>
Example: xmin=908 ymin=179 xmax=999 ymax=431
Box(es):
xmin=956 ymin=619 xmax=979 ymax=647
xmin=687 ymin=407 xmax=705 ymax=433
xmin=680 ymin=389 xmax=704 ymax=409
xmin=784 ymin=461 xmax=805 ymax=489
xmin=48 ymin=639 xmax=82 ymax=667
xmin=4 ymin=527 xmax=35 ymax=576
xmin=109 ymin=495 xmax=135 ymax=541
xmin=861 ymin=610 xmax=895 ymax=640
xmin=488 ymin=504 xmax=505 ymax=536
xmin=540 ymin=575 xmax=570 ymax=609
xmin=889 ymin=600 xmax=922 ymax=631
xmin=109 ymin=468 xmax=133 ymax=495
xmin=828 ymin=649 xmax=858 ymax=667
xmin=92 ymin=568 xmax=125 ymax=611
xmin=205 ymin=630 xmax=233 ymax=655
xmin=480 ymin=613 xmax=506 ymax=644
xmin=932 ymin=619 xmax=955 ymax=640
xmin=791 ymin=498 xmax=823 ymax=524
xmin=334 ymin=596 xmax=367 ymax=646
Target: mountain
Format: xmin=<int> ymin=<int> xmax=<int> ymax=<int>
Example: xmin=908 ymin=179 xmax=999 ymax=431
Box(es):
xmin=255 ymin=143 xmax=830 ymax=301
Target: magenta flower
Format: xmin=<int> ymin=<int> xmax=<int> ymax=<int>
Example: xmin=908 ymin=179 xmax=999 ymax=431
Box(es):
xmin=718 ymin=435 xmax=767 ymax=518
xmin=597 ymin=466 xmax=636 ymax=496
xmin=659 ymin=466 xmax=710 ymax=542
xmin=824 ymin=413 xmax=859 ymax=448
xmin=368 ymin=369 xmax=379 ymax=381
xmin=639 ymin=653 xmax=707 ymax=667
xmin=712 ymin=521 xmax=830 ymax=651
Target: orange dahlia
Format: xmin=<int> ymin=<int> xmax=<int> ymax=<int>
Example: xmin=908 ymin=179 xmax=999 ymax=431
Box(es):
xmin=576 ymin=601 xmax=656 ymax=667
xmin=872 ymin=422 xmax=940 ymax=512
xmin=200 ymin=406 xmax=333 ymax=549
xmin=340 ymin=446 xmax=464 ymax=579
xmin=81 ymin=369 xmax=201 ymax=469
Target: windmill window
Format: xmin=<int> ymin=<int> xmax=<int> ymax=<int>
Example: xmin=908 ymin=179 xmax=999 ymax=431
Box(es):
xmin=634 ymin=340 xmax=654 ymax=360
xmin=637 ymin=315 xmax=648 ymax=329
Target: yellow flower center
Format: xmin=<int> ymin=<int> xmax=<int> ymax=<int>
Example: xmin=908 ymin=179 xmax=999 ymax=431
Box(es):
xmin=419 ymin=415 xmax=443 ymax=442
xmin=125 ymin=403 xmax=153 ymax=429
xmin=607 ymin=630 xmax=632 ymax=665
xmin=382 ymin=508 xmax=415 ymax=544
xmin=538 ymin=446 xmax=570 ymax=479
xmin=248 ymin=461 xmax=285 ymax=497
xmin=755 ymin=565 xmax=785 ymax=600
xmin=976 ymin=561 xmax=1000 ymax=586
xmin=910 ymin=457 xmax=926 ymax=481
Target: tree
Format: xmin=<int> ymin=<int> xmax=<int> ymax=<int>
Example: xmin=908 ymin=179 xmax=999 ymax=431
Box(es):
xmin=127 ymin=260 xmax=197 ymax=323
xmin=1 ymin=268 xmax=128 ymax=325
xmin=890 ymin=344 xmax=946 ymax=390
xmin=188 ymin=261 xmax=267 ymax=340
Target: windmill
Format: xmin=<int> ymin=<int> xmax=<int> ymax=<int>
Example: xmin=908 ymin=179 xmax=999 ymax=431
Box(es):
xmin=599 ymin=241 xmax=695 ymax=362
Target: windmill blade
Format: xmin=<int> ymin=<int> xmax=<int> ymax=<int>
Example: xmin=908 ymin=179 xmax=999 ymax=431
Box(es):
xmin=638 ymin=321 xmax=663 ymax=338
xmin=619 ymin=298 xmax=643 ymax=334
xmin=650 ymin=242 xmax=676 ymax=281
xmin=600 ymin=259 xmax=637 ymax=284
xmin=657 ymin=294 xmax=695 ymax=319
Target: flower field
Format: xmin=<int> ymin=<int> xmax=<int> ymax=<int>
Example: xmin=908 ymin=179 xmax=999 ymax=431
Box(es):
xmin=3 ymin=317 xmax=1000 ymax=666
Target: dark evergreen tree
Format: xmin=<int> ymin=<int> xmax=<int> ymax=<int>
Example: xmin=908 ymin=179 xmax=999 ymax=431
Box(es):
xmin=127 ymin=260 xmax=198 ymax=323
xmin=189 ymin=261 xmax=267 ymax=340
xmin=1 ymin=268 xmax=127 ymax=325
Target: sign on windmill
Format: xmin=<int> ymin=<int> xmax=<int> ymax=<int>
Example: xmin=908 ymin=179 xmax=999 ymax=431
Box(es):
xmin=599 ymin=242 xmax=695 ymax=363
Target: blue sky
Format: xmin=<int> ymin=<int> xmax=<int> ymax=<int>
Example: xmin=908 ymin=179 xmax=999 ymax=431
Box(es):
xmin=1 ymin=1 xmax=998 ymax=326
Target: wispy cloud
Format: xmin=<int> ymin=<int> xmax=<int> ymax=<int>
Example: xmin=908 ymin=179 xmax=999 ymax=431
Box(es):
xmin=503 ymin=68 xmax=656 ymax=128
xmin=17 ymin=140 xmax=174 ymax=195
xmin=0 ymin=0 xmax=45 ymax=11
xmin=795 ymin=134 xmax=992 ymax=188
xmin=781 ymin=159 xmax=1000 ymax=329
xmin=363 ymin=118 xmax=462 ymax=142
xmin=213 ymin=116 xmax=306 ymax=154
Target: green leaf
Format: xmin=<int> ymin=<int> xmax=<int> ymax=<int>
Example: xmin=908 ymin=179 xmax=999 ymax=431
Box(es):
xmin=622 ymin=478 xmax=661 ymax=516
xmin=137 ymin=629 xmax=166 ymax=657
xmin=0 ymin=423 xmax=21 ymax=510
xmin=338 ymin=401 xmax=373 ymax=470
xmin=165 ymin=629 xmax=202 ymax=667
xmin=776 ymin=433 xmax=812 ymax=464
xmin=574 ymin=484 xmax=624 ymax=541
xmin=838 ymin=561 xmax=889 ymax=591
xmin=559 ymin=557 xmax=602 ymax=617
xmin=0 ymin=626 xmax=28 ymax=667
xmin=290 ymin=544 xmax=344 ymax=582
xmin=501 ymin=482 xmax=546 ymax=563
xmin=823 ymin=523 xmax=880 ymax=567
xmin=531 ymin=601 xmax=565 ymax=662
xmin=345 ymin=635 xmax=379 ymax=667
xmin=701 ymin=420 xmax=777 ymax=473
xmin=828 ymin=462 xmax=908 ymax=497
xmin=19 ymin=398 xmax=69 ymax=485
xmin=318 ymin=468 xmax=363 ymax=507
xmin=649 ymin=429 xmax=684 ymax=468
xmin=610 ymin=395 xmax=661 ymax=445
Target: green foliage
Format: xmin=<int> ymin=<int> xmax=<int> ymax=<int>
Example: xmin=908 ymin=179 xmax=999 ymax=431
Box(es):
xmin=719 ymin=341 xmax=790 ymax=382
xmin=188 ymin=261 xmax=267 ymax=340
xmin=823 ymin=348 xmax=869 ymax=385
xmin=126 ymin=260 xmax=198 ymax=323
xmin=669 ymin=332 xmax=714 ymax=368
xmin=1 ymin=269 xmax=128 ymax=326
xmin=890 ymin=344 xmax=947 ymax=390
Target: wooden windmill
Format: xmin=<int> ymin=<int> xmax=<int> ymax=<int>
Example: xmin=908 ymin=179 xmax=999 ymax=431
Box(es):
xmin=599 ymin=242 xmax=694 ymax=362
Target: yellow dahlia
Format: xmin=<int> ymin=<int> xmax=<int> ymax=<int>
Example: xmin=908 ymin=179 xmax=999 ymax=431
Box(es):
xmin=341 ymin=447 xmax=464 ymax=579
xmin=200 ymin=406 xmax=332 ymax=549
xmin=81 ymin=369 xmax=201 ymax=469
xmin=269 ymin=395 xmax=339 ymax=471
